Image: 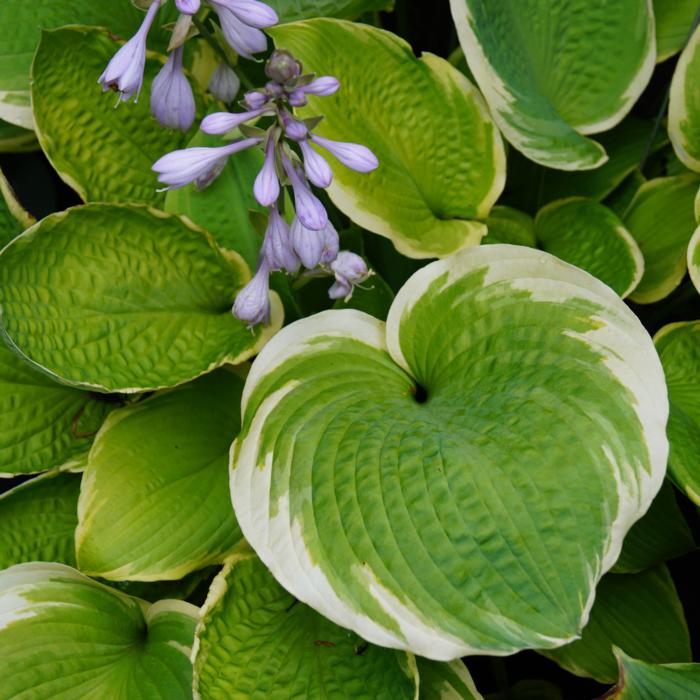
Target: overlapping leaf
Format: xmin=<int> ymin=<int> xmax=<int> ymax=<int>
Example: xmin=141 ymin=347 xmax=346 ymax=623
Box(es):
xmin=232 ymin=245 xmax=668 ymax=659
xmin=609 ymin=651 xmax=700 ymax=698
xmin=31 ymin=27 xmax=190 ymax=207
xmin=0 ymin=204 xmax=282 ymax=393
xmin=0 ymin=562 xmax=197 ymax=700
xmin=653 ymin=0 xmax=700 ymax=62
xmin=482 ymin=206 xmax=536 ymax=247
xmin=540 ymin=566 xmax=690 ymax=683
xmin=270 ymin=19 xmax=505 ymax=259
xmin=268 ymin=0 xmax=394 ymax=22
xmin=654 ymin=321 xmax=700 ymax=504
xmin=76 ymin=371 xmax=245 ymax=580
xmin=192 ymin=550 xmax=419 ymax=699
xmin=449 ymin=0 xmax=656 ymax=170
xmin=535 ymin=198 xmax=643 ymax=298
xmin=417 ymin=658 xmax=483 ymax=699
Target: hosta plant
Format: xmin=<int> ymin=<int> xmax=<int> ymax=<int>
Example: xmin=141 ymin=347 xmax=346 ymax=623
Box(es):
xmin=0 ymin=1 xmax=698 ymax=699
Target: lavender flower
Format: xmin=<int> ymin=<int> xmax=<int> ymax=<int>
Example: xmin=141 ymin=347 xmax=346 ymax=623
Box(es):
xmin=208 ymin=63 xmax=240 ymax=103
xmin=299 ymin=140 xmax=333 ymax=188
xmin=319 ymin=221 xmax=340 ymax=265
xmin=208 ymin=0 xmax=277 ymax=59
xmin=201 ymin=108 xmax=268 ymax=134
xmin=262 ymin=207 xmax=299 ymax=273
xmin=329 ymin=251 xmax=371 ymax=300
xmin=98 ymin=0 xmax=160 ymax=103
xmin=301 ymin=76 xmax=341 ymax=96
xmin=152 ymin=137 xmax=262 ymax=189
xmin=254 ymin=137 xmax=281 ymax=207
xmin=150 ymin=47 xmax=196 ymax=131
xmin=311 ymin=134 xmax=379 ymax=173
xmin=282 ymin=155 xmax=328 ymax=231
xmin=176 ymin=0 xmax=201 ymax=13
xmin=244 ymin=90 xmax=269 ymax=110
xmin=291 ymin=217 xmax=325 ymax=269
xmin=233 ymin=260 xmax=271 ymax=327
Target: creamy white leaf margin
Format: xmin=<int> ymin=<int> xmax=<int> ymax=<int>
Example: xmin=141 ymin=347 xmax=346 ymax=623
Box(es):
xmin=233 ymin=246 xmax=668 ymax=660
xmin=688 ymin=226 xmax=700 ymax=294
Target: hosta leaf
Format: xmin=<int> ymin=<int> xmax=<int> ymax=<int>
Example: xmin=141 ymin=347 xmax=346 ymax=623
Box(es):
xmin=231 ymin=245 xmax=668 ymax=659
xmin=689 ymin=225 xmax=700 ymax=294
xmin=0 ymin=119 xmax=37 ymax=152
xmin=192 ymin=550 xmax=419 ymax=699
xmin=535 ymin=198 xmax=644 ymax=298
xmin=537 ymin=118 xmax=666 ymax=206
xmin=417 ymin=659 xmax=483 ymax=699
xmin=31 ymin=27 xmax=189 ymax=207
xmin=0 ymin=472 xmax=81 ymax=568
xmin=0 ymin=204 xmax=282 ymax=393
xmin=654 ymin=321 xmax=700 ymax=504
xmin=0 ymin=562 xmax=197 ymax=700
xmin=482 ymin=206 xmax=536 ymax=247
xmin=0 ymin=1 xmax=158 ymax=129
xmin=613 ymin=481 xmax=695 ymax=574
xmin=0 ymin=344 xmax=112 ymax=476
xmin=268 ymin=0 xmax=394 ymax=22
xmin=76 ymin=370 xmax=245 ymax=581
xmin=449 ymin=0 xmax=656 ymax=170
xmin=0 ymin=167 xmax=33 ymax=249
xmin=540 ymin=566 xmax=690 ymax=683
xmin=605 ymin=171 xmax=647 ymax=219
xmin=609 ymin=650 xmax=700 ymax=699
xmin=623 ymin=175 xmax=700 ymax=303
xmin=269 ymin=19 xmax=505 ymax=259
xmin=670 ymin=22 xmax=700 ymax=171
xmin=165 ymin=129 xmax=263 ymax=269
xmin=654 ymin=0 xmax=700 ymax=62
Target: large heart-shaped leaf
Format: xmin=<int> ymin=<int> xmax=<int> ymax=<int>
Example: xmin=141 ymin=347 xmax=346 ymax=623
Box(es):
xmin=231 ymin=245 xmax=668 ymax=659
xmin=268 ymin=0 xmax=394 ymax=22
xmin=654 ymin=321 xmax=700 ymax=505
xmin=77 ymin=370 xmax=244 ymax=581
xmin=535 ymin=198 xmax=644 ymax=298
xmin=192 ymin=549 xmax=419 ymax=699
xmin=0 ymin=562 xmax=198 ymax=699
xmin=449 ymin=0 xmax=655 ymax=170
xmin=623 ymin=175 xmax=700 ymax=303
xmin=0 ymin=472 xmax=81 ymax=569
xmin=540 ymin=565 xmax=690 ymax=683
xmin=0 ymin=344 xmax=113 ymax=476
xmin=609 ymin=650 xmax=700 ymax=698
xmin=269 ymin=19 xmax=505 ymax=259
xmin=669 ymin=22 xmax=700 ymax=172
xmin=653 ymin=0 xmax=700 ymax=62
xmin=0 ymin=204 xmax=282 ymax=393
xmin=31 ymin=27 xmax=190 ymax=207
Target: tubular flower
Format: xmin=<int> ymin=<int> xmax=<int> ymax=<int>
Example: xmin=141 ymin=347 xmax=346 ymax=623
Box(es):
xmin=150 ymin=46 xmax=196 ymax=130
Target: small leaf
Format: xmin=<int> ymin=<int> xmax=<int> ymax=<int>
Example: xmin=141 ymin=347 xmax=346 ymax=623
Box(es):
xmin=76 ymin=370 xmax=245 ymax=581
xmin=0 ymin=204 xmax=282 ymax=393
xmin=192 ymin=550 xmax=418 ymax=699
xmin=535 ymin=198 xmax=644 ymax=298
xmin=417 ymin=658 xmax=483 ymax=699
xmin=540 ymin=566 xmax=691 ymax=683
xmin=482 ymin=206 xmax=536 ymax=247
xmin=0 ymin=471 xmax=81 ymax=569
xmin=0 ymin=562 xmax=198 ymax=699
xmin=609 ymin=650 xmax=700 ymax=698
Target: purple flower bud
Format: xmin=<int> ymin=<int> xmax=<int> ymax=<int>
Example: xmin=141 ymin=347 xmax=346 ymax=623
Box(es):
xmin=303 ymin=76 xmax=340 ymax=96
xmin=200 ymin=107 xmax=266 ymax=134
xmin=150 ymin=47 xmax=196 ymax=131
xmin=328 ymin=278 xmax=352 ymax=300
xmin=282 ymin=155 xmax=328 ymax=231
xmin=299 ymin=140 xmax=333 ymax=189
xmin=233 ymin=260 xmax=271 ymax=327
xmin=310 ymin=134 xmax=379 ymax=173
xmin=319 ymin=221 xmax=339 ymax=265
xmin=176 ymin=0 xmax=200 ymax=14
xmin=98 ymin=0 xmax=159 ymax=103
xmin=209 ymin=2 xmax=268 ymax=58
xmin=152 ymin=137 xmax=262 ymax=190
xmin=291 ymin=217 xmax=324 ymax=269
xmin=215 ymin=0 xmax=278 ymax=28
xmin=254 ymin=138 xmax=280 ymax=207
xmin=329 ymin=251 xmax=370 ymax=301
xmin=244 ymin=90 xmax=268 ymax=110
xmin=262 ymin=207 xmax=300 ymax=273
xmin=266 ymin=81 xmax=284 ymax=98
xmin=331 ymin=251 xmax=370 ymax=284
xmin=287 ymin=89 xmax=308 ymax=107
xmin=265 ymin=49 xmax=302 ymax=83
xmin=281 ymin=112 xmax=308 ymax=142
xmin=208 ymin=63 xmax=240 ymax=103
